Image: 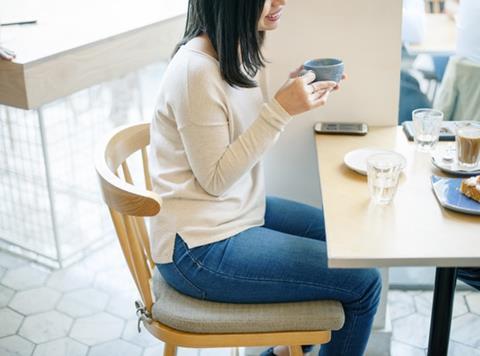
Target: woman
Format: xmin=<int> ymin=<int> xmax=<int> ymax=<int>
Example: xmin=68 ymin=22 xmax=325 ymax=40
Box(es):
xmin=149 ymin=0 xmax=382 ymax=355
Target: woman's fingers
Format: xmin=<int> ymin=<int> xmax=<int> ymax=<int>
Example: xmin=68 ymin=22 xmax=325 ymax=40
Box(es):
xmin=332 ymin=73 xmax=348 ymax=91
xmin=300 ymin=70 xmax=316 ymax=84
xmin=289 ymin=65 xmax=305 ymax=78
xmin=311 ymin=90 xmax=330 ymax=107
xmin=311 ymin=81 xmax=337 ymax=92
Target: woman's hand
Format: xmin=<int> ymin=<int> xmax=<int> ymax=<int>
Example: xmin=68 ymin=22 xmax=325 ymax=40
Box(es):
xmin=274 ymin=67 xmax=336 ymax=116
xmin=274 ymin=66 xmax=346 ymax=116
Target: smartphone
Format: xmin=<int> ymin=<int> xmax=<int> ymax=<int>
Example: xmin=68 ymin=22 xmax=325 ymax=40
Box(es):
xmin=314 ymin=122 xmax=368 ymax=136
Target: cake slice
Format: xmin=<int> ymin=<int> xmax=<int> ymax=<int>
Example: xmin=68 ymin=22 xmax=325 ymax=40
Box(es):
xmin=460 ymin=175 xmax=480 ymax=203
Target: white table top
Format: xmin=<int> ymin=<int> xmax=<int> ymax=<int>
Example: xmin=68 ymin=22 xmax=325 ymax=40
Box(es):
xmin=0 ymin=0 xmax=187 ymax=109
xmin=0 ymin=0 xmax=187 ymax=65
xmin=406 ymin=13 xmax=457 ymax=55
xmin=315 ymin=126 xmax=480 ymax=268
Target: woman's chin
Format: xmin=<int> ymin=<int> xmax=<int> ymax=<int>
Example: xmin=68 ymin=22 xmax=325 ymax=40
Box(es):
xmin=259 ymin=22 xmax=280 ymax=31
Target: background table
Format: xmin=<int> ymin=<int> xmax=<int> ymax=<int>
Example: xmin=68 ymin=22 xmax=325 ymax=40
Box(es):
xmin=0 ymin=0 xmax=187 ymax=109
xmin=406 ymin=13 xmax=457 ymax=55
xmin=315 ymin=126 xmax=480 ymax=355
xmin=0 ymin=0 xmax=187 ymax=267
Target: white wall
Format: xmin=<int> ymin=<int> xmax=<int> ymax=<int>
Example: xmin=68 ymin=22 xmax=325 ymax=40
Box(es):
xmin=263 ymin=0 xmax=403 ymax=206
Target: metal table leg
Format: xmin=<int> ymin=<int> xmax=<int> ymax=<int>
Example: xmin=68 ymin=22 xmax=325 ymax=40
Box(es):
xmin=37 ymin=108 xmax=63 ymax=267
xmin=427 ymin=267 xmax=457 ymax=356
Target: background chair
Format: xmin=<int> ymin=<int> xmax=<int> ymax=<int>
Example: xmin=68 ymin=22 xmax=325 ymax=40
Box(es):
xmin=434 ymin=56 xmax=480 ymax=121
xmin=425 ymin=0 xmax=445 ymax=13
xmin=398 ymin=70 xmax=432 ymax=124
xmin=95 ymin=122 xmax=345 ymax=356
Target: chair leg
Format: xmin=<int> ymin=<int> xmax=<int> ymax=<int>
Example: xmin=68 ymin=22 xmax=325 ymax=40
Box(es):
xmin=289 ymin=345 xmax=303 ymax=356
xmin=163 ymin=343 xmax=177 ymax=356
xmin=230 ymin=347 xmax=240 ymax=356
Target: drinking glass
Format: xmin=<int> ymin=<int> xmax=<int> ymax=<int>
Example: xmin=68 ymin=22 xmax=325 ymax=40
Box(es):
xmin=367 ymin=153 xmax=403 ymax=205
xmin=456 ymin=125 xmax=480 ymax=169
xmin=412 ymin=108 xmax=444 ymax=152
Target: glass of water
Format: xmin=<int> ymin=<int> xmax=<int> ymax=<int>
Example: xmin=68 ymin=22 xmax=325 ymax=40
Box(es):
xmin=367 ymin=153 xmax=403 ymax=205
xmin=412 ymin=108 xmax=444 ymax=152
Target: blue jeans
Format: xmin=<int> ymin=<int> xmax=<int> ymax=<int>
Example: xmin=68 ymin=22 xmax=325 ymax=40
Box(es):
xmin=158 ymin=196 xmax=382 ymax=356
xmin=458 ymin=268 xmax=480 ymax=291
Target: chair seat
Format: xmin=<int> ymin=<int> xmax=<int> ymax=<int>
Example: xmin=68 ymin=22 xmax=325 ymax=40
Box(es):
xmin=152 ymin=270 xmax=345 ymax=334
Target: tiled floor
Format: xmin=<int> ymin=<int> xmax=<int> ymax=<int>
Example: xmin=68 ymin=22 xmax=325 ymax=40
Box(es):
xmin=1 ymin=244 xmax=480 ymax=356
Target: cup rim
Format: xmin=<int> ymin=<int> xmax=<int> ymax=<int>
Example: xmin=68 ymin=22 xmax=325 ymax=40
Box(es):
xmin=304 ymin=58 xmax=343 ymax=68
xmin=457 ymin=125 xmax=480 ymax=135
xmin=367 ymin=152 xmax=405 ymax=169
xmin=412 ymin=108 xmax=444 ymax=119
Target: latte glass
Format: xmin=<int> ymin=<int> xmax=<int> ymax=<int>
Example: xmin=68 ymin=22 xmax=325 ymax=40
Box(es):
xmin=456 ymin=125 xmax=480 ymax=169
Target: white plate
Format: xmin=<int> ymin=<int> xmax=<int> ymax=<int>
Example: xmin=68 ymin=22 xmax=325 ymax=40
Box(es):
xmin=431 ymin=146 xmax=480 ymax=177
xmin=343 ymin=148 xmax=407 ymax=175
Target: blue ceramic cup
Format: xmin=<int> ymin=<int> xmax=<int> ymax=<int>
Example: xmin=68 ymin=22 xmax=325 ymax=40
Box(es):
xmin=303 ymin=58 xmax=344 ymax=83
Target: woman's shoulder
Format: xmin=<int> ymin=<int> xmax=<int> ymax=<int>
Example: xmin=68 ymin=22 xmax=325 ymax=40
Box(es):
xmin=164 ymin=46 xmax=225 ymax=99
xmin=169 ymin=46 xmax=219 ymax=75
xmin=158 ymin=46 xmax=226 ymax=108
xmin=182 ymin=47 xmax=223 ymax=84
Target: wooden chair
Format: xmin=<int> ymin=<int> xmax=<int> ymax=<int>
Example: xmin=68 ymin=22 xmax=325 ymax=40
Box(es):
xmin=95 ymin=122 xmax=345 ymax=356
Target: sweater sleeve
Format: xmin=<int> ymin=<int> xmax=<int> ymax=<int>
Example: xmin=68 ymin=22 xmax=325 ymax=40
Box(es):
xmin=175 ymin=60 xmax=292 ymax=197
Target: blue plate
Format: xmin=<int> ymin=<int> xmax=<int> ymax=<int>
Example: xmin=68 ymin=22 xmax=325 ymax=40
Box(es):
xmin=431 ymin=176 xmax=480 ymax=215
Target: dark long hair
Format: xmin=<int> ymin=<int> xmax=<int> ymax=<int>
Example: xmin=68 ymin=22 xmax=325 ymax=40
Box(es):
xmin=174 ymin=0 xmax=267 ymax=88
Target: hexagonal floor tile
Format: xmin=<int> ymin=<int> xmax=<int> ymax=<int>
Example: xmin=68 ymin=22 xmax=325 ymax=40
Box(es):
xmin=105 ymin=291 xmax=139 ymax=320
xmin=451 ymin=313 xmax=480 ymax=348
xmin=1 ymin=264 xmax=50 ymax=291
xmin=199 ymin=348 xmax=236 ymax=355
xmin=57 ymin=288 xmax=109 ymax=317
xmin=0 ymin=335 xmax=35 ymax=356
xmin=122 ymin=319 xmax=160 ymax=347
xmin=9 ymin=287 xmax=61 ymax=315
xmin=143 ymin=343 xmax=165 ymax=356
xmin=93 ymin=266 xmax=136 ymax=293
xmin=70 ymin=312 xmax=124 ymax=346
xmin=390 ymin=340 xmax=425 ymax=356
xmin=32 ymin=337 xmax=88 ymax=356
xmin=80 ymin=243 xmax=125 ymax=273
xmin=0 ymin=251 xmax=28 ymax=269
xmin=19 ymin=310 xmax=72 ymax=344
xmin=392 ymin=313 xmax=430 ymax=349
xmin=414 ymin=291 xmax=468 ymax=318
xmin=0 ymin=286 xmax=15 ymax=308
xmin=88 ymin=339 xmax=142 ymax=356
xmin=387 ymin=291 xmax=415 ymax=321
xmin=0 ymin=308 xmax=23 ymax=337
xmin=46 ymin=264 xmax=95 ymax=292
xmin=449 ymin=341 xmax=480 ymax=356
xmin=466 ymin=292 xmax=480 ymax=315
xmin=0 ymin=266 xmax=6 ymax=280
xmin=178 ymin=347 xmax=203 ymax=356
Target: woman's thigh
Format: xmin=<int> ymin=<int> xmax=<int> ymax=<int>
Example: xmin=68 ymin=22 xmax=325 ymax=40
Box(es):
xmin=264 ymin=196 xmax=325 ymax=241
xmin=159 ymin=229 xmax=380 ymax=304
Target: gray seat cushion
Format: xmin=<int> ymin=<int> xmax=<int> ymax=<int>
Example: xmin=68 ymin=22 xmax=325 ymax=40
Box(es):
xmin=151 ymin=269 xmax=345 ymax=334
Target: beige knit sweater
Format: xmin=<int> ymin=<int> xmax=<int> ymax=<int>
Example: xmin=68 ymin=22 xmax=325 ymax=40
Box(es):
xmin=149 ymin=46 xmax=292 ymax=263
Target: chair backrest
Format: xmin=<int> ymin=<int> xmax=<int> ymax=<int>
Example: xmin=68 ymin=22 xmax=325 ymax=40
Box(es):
xmin=95 ymin=122 xmax=161 ymax=311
